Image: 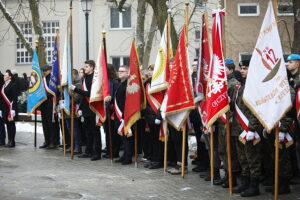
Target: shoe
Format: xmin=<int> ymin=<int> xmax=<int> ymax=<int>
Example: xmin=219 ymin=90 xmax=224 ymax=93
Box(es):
xmin=122 ymin=160 xmax=132 ymax=165
xmin=115 ymin=157 xmax=125 ymax=163
xmin=5 ymin=143 xmax=15 ymax=148
xmin=169 ymin=166 xmax=188 ymax=175
xmin=39 ymin=143 xmax=49 ymax=149
xmin=240 ymin=177 xmax=260 ymax=197
xmin=73 ymin=149 xmax=82 ymax=155
xmin=101 ymin=148 xmax=107 ymax=153
xmin=204 ymin=168 xmax=221 ymax=182
xmin=191 ymin=159 xmax=201 ymax=165
xmin=233 ymin=176 xmax=250 ymax=193
xmin=148 ymin=162 xmax=163 ymax=169
xmin=144 ymin=163 xmax=152 ymax=168
xmin=192 ymin=166 xmax=209 ymax=173
xmin=47 ymin=144 xmax=58 ymax=149
xmin=78 ymin=153 xmax=92 ymax=158
xmin=91 ymin=156 xmax=101 ymax=161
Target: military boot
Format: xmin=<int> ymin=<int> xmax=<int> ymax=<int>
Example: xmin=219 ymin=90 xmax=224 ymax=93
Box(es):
xmin=222 ymin=172 xmax=238 ymax=188
xmin=232 ymin=176 xmax=250 ymax=193
xmin=214 ymin=170 xmax=227 ymax=186
xmin=240 ymin=177 xmax=260 ymax=197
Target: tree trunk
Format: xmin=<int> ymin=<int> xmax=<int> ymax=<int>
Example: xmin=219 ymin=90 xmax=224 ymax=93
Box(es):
xmin=142 ymin=13 xmax=157 ymax=69
xmin=293 ymin=0 xmax=300 ymax=54
xmin=29 ymin=0 xmax=47 ymax=67
xmin=136 ymin=0 xmax=146 ymax=68
xmin=0 ymin=0 xmax=33 ymax=57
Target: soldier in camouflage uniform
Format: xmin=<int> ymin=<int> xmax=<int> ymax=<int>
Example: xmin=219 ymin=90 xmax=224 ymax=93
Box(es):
xmin=230 ymin=60 xmax=263 ymax=197
xmin=215 ymin=59 xmax=240 ymax=188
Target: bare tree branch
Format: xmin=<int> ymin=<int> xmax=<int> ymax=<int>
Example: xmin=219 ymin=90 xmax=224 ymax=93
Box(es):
xmin=142 ymin=13 xmax=157 ymax=68
xmin=136 ymin=0 xmax=146 ymax=67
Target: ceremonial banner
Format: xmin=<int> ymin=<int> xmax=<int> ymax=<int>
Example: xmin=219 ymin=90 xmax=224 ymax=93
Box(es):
xmin=89 ymin=38 xmax=110 ymax=125
xmin=162 ymin=28 xmax=195 ymax=130
xmin=243 ymin=1 xmax=292 ymax=132
xmin=61 ymin=17 xmax=72 ymax=115
xmin=49 ymin=36 xmax=60 ymax=97
xmin=149 ymin=21 xmax=172 ymax=95
xmin=205 ymin=8 xmax=229 ymax=128
xmin=124 ymin=40 xmax=146 ymax=135
xmin=195 ymin=13 xmax=210 ymax=103
xmin=27 ymin=50 xmax=47 ymax=113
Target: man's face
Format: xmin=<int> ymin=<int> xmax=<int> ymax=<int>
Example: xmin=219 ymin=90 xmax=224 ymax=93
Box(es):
xmin=148 ymin=68 xmax=154 ymax=78
xmin=118 ymin=67 xmax=129 ymax=80
xmin=240 ymin=66 xmax=248 ymax=78
xmin=225 ymin=66 xmax=233 ymax=76
xmin=84 ymin=64 xmax=94 ymax=75
xmin=286 ymin=60 xmax=300 ymax=74
xmin=192 ymin=61 xmax=198 ymax=72
xmin=42 ymin=70 xmax=51 ymax=77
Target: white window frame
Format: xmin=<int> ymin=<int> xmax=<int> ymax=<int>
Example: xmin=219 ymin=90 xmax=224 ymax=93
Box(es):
xmin=195 ymin=30 xmax=201 ymax=40
xmin=43 ymin=21 xmax=59 ymax=64
xmin=238 ymin=3 xmax=260 ymax=17
xmin=16 ymin=22 xmax=33 ymax=65
xmin=110 ymin=6 xmax=132 ymax=30
xmin=111 ymin=56 xmax=130 ymax=68
xmin=277 ymin=2 xmax=294 ymax=16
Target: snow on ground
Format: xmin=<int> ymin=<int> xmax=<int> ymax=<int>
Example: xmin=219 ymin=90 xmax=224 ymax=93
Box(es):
xmin=15 ymin=122 xmax=197 ymax=151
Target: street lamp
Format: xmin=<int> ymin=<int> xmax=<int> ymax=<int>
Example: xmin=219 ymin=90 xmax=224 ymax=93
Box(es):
xmin=81 ymin=0 xmax=93 ymax=60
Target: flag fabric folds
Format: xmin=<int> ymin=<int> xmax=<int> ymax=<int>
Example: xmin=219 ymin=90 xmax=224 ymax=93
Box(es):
xmin=61 ymin=17 xmax=72 ymax=115
xmin=205 ymin=8 xmax=229 ymax=128
xmin=89 ymin=38 xmax=110 ymax=125
xmin=27 ymin=50 xmax=47 ymax=113
xmin=149 ymin=22 xmax=172 ymax=95
xmin=49 ymin=36 xmax=60 ymax=97
xmin=243 ymin=1 xmax=292 ymax=132
xmin=161 ymin=28 xmax=195 ymax=130
xmin=124 ymin=40 xmax=146 ymax=136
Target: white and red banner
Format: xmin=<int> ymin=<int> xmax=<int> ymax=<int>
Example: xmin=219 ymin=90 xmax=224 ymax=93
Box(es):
xmin=243 ymin=1 xmax=292 ymax=132
xmin=124 ymin=40 xmax=146 ymax=136
xmin=89 ymin=39 xmax=111 ymax=125
xmin=205 ymin=9 xmax=229 ymax=128
xmin=161 ymin=28 xmax=195 ymax=130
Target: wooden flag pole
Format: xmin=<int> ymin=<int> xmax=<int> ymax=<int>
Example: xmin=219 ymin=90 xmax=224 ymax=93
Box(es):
xmin=185 ymin=1 xmax=189 ymax=42
xmin=181 ymin=123 xmax=187 ymax=178
xmin=274 ymin=125 xmax=279 ymax=200
xmin=70 ymin=0 xmax=75 ymax=160
xmin=163 ymin=0 xmax=172 ymax=173
xmin=210 ymin=127 xmax=214 ymax=185
xmin=225 ymin=112 xmax=233 ymax=194
xmin=102 ymin=31 xmax=113 ymax=163
xmin=56 ymin=28 xmax=67 ymax=156
xmin=34 ymin=40 xmax=39 ymax=148
xmin=134 ymin=125 xmax=138 ymax=168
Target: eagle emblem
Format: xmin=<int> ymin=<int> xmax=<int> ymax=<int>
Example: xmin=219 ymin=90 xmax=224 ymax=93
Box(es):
xmin=127 ymin=74 xmax=140 ymax=94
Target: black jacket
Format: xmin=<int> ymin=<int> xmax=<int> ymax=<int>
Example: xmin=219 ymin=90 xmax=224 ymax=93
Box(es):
xmin=1 ymin=81 xmax=17 ymax=122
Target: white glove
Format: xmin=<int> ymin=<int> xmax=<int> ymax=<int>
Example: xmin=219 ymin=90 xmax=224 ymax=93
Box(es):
xmin=58 ymin=113 xmax=62 ymax=119
xmin=70 ymin=85 xmax=76 ymax=91
xmin=263 ymin=129 xmax=268 ymax=139
xmin=0 ymin=110 xmax=2 ymax=118
xmin=279 ymin=132 xmax=285 ymax=142
xmin=246 ymin=131 xmax=255 ymax=141
xmin=59 ymin=100 xmax=64 ymax=107
xmin=11 ymin=110 xmax=15 ymax=118
xmin=78 ymin=110 xmax=82 ymax=116
xmin=155 ymin=119 xmax=161 ymax=125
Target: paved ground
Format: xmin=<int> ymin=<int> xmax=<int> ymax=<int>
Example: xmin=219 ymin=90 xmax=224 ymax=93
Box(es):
xmin=1 ymin=122 xmax=300 ymax=200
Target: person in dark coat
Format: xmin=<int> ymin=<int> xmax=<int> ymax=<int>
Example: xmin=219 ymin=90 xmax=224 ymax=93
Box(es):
xmin=1 ymin=71 xmax=18 ymax=147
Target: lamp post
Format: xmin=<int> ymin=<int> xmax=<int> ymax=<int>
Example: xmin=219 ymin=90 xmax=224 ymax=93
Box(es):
xmin=81 ymin=0 xmax=93 ymax=60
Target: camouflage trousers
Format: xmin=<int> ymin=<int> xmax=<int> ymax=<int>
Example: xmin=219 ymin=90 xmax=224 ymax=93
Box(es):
xmin=218 ymin=128 xmax=241 ymax=173
xmin=236 ymin=138 xmax=262 ymax=178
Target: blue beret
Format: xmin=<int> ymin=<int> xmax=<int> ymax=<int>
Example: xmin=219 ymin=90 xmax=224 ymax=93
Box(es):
xmin=287 ymin=54 xmax=300 ymax=61
xmin=225 ymin=59 xmax=234 ymax=66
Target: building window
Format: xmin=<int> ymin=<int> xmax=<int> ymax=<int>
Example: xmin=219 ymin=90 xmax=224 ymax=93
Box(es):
xmin=16 ymin=21 xmax=59 ymax=64
xmin=238 ymin=3 xmax=260 ymax=17
xmin=195 ymin=48 xmax=200 ymax=58
xmin=110 ymin=6 xmax=131 ymax=29
xmin=111 ymin=56 xmax=130 ymax=71
xmin=43 ymin=21 xmax=59 ymax=63
xmin=239 ymin=53 xmax=252 ymax=62
xmin=195 ymin=30 xmax=201 ymax=40
xmin=16 ymin=23 xmax=33 ymax=64
xmin=278 ymin=2 xmax=293 ymax=16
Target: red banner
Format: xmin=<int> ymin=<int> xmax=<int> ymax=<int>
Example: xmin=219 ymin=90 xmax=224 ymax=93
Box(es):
xmin=124 ymin=40 xmax=146 ymax=135
xmin=205 ymin=9 xmax=229 ymax=128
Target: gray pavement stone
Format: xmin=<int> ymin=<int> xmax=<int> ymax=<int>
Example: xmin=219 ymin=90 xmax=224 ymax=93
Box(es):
xmin=0 ymin=122 xmax=300 ymax=200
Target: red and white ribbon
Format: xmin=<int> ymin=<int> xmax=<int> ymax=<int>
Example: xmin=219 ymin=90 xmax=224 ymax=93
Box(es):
xmin=1 ymin=85 xmax=13 ymax=121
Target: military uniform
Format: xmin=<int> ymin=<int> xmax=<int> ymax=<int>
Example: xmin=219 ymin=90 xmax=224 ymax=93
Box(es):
xmin=231 ymin=77 xmax=263 ymax=196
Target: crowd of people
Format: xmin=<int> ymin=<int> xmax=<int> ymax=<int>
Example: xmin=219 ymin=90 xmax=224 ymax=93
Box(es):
xmin=0 ymin=53 xmax=299 ymax=198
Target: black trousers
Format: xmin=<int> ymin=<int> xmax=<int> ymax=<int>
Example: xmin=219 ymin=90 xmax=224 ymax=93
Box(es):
xmin=149 ymin=123 xmax=164 ymax=163
xmin=41 ymin=106 xmax=57 ymax=145
xmin=6 ymin=121 xmax=16 ymax=145
xmin=168 ymin=125 xmax=188 ymax=165
xmin=104 ymin=118 xmax=121 ymax=157
xmin=84 ymin=116 xmax=101 ymax=157
xmin=122 ymin=134 xmax=133 ymax=161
